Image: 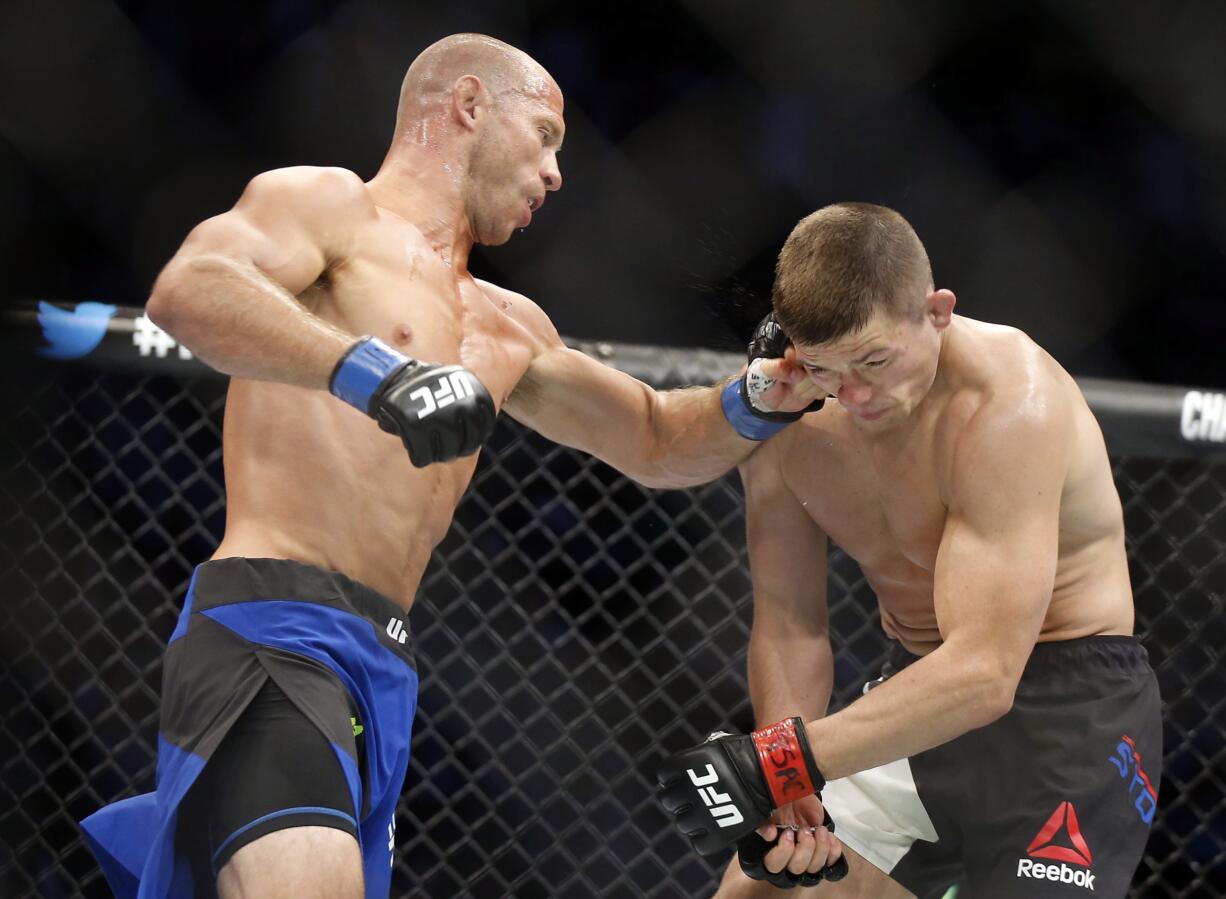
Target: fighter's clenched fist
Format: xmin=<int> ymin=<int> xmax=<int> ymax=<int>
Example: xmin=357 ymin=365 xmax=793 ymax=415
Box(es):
xmin=330 ymin=335 xmax=497 ymax=467
xmin=737 ymin=796 xmax=847 ymax=889
xmin=657 ymin=718 xmax=848 ymax=884
xmin=721 ymin=313 xmax=826 ymax=440
xmin=657 ymin=719 xmax=812 ymax=841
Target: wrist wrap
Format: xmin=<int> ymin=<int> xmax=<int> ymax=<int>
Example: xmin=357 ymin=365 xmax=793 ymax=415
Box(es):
xmin=329 ymin=336 xmax=410 ymax=414
xmin=721 ymin=379 xmax=790 ymax=441
xmin=750 ymin=717 xmax=825 ymax=808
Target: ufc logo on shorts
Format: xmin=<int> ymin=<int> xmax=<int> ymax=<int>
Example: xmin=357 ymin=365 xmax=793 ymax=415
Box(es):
xmin=408 ymin=372 xmax=475 ymax=419
xmin=386 ymin=617 xmax=407 ymax=644
xmin=687 ymin=765 xmax=744 ymax=828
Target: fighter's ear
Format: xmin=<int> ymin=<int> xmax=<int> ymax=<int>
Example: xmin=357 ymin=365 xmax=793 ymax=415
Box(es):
xmin=927 ymin=288 xmax=956 ymax=329
xmin=451 ymin=75 xmax=484 ymax=130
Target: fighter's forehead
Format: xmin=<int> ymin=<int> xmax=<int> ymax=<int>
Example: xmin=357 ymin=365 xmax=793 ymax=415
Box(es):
xmin=793 ymin=319 xmax=902 ymax=366
xmin=512 ymin=74 xmax=566 ymax=142
xmin=524 ymin=61 xmax=562 ymax=98
xmin=516 ymin=67 xmax=564 ymax=116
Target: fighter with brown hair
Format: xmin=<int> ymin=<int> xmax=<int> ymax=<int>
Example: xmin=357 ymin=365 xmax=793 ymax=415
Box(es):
xmin=78 ymin=33 xmax=825 ymax=899
xmin=658 ymin=203 xmax=1161 ymax=898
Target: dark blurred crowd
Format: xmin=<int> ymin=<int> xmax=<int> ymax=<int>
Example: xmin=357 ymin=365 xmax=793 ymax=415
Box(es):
xmin=3 ymin=0 xmax=1225 ymax=384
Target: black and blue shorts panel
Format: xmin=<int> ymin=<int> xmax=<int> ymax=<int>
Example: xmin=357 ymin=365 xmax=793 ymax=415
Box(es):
xmin=175 ymin=672 xmax=363 ymax=887
xmin=158 ymin=557 xmax=417 ymax=893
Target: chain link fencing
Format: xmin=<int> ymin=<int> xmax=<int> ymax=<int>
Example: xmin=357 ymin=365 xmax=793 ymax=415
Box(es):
xmin=1 ymin=330 xmax=1224 ymax=897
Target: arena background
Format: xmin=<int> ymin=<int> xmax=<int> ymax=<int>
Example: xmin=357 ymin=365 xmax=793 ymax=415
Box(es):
xmin=2 ymin=1 xmax=1226 ymax=897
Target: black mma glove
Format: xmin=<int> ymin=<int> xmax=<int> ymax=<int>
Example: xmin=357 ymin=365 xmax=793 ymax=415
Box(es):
xmin=737 ymin=810 xmax=849 ymax=888
xmin=720 ymin=313 xmax=824 ymax=440
xmin=656 ymin=717 xmax=826 ymax=856
xmin=329 ymin=336 xmax=497 ymax=468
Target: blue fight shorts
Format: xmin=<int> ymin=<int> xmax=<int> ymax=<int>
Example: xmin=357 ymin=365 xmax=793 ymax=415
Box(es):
xmin=80 ymin=557 xmax=419 ymax=898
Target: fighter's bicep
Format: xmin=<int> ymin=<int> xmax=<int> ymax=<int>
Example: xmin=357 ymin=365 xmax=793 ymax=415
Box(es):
xmin=171 ymin=167 xmax=371 ymax=296
xmin=933 ymin=403 xmax=1066 ymax=660
xmin=172 ymin=209 xmax=326 ymax=296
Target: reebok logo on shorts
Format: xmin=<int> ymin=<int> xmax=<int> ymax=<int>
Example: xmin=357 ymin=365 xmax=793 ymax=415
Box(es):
xmin=1016 ymin=801 xmax=1096 ymax=890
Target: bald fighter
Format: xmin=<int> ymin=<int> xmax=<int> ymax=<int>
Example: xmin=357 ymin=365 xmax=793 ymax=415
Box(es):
xmin=78 ymin=34 xmax=824 ymax=899
xmin=657 ymin=203 xmax=1161 ymax=898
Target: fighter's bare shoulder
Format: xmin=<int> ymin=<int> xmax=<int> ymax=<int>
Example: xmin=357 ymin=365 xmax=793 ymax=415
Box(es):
xmin=170 ymin=166 xmax=378 ymax=288
xmin=941 ymin=319 xmax=1077 ymax=483
xmin=957 ymin=318 xmax=1075 ymax=416
xmin=236 ymin=165 xmax=377 ymax=223
xmin=472 ymin=277 xmax=564 ymax=353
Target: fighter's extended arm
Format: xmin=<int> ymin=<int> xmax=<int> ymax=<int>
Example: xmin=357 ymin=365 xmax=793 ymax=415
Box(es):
xmin=147 ymin=166 xmax=494 ymax=466
xmin=803 ymin=394 xmax=1066 ymax=778
xmin=502 ymin=300 xmax=826 ymax=489
xmin=146 ymin=166 xmax=369 ymax=385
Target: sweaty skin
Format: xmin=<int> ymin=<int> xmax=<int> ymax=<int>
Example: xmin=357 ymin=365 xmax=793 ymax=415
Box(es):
xmin=162 ymin=166 xmax=767 ymax=609
xmin=145 ymin=48 xmax=824 ymax=613
xmin=774 ymin=316 xmax=1130 ymax=656
xmin=140 ymin=35 xmax=835 ymax=899
xmin=211 ymin=188 xmax=537 ymax=605
xmin=718 ymin=309 xmax=1134 ymax=896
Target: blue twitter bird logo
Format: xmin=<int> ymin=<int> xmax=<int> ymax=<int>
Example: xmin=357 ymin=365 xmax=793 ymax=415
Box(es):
xmin=37 ymin=301 xmax=118 ymax=359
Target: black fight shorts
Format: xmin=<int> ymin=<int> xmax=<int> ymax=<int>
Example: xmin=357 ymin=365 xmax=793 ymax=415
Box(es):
xmin=823 ymin=635 xmax=1162 ymax=898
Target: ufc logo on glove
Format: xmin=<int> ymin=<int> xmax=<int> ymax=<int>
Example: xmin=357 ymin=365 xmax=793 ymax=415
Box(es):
xmin=688 ymin=765 xmax=745 ymax=828
xmin=408 ymin=371 xmax=476 ymax=419
xmin=328 ymin=336 xmax=497 ymax=468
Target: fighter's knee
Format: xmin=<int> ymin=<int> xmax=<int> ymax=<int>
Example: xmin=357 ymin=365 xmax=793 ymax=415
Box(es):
xmin=216 ymin=825 xmax=363 ymax=899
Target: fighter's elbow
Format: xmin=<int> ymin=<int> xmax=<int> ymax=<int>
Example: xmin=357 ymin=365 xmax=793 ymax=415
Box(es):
xmin=619 ymin=460 xmax=690 ymax=491
xmin=148 ymin=253 xmax=239 ymax=348
xmin=147 ymin=256 xmax=211 ymax=335
xmin=629 ymin=452 xmax=727 ymax=490
xmin=145 ymin=268 xmax=184 ymax=334
xmin=968 ymin=659 xmax=1021 ymax=726
xmin=979 ymin=679 xmax=1017 ymax=726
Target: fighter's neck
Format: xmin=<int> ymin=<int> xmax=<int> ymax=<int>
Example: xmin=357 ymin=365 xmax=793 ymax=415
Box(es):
xmin=367 ymin=155 xmax=475 ymax=272
xmin=914 ymin=315 xmax=964 ymax=409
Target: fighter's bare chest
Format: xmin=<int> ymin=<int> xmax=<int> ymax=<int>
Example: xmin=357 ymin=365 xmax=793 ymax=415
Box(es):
xmin=308 ymin=226 xmax=534 ymax=406
xmin=786 ymin=428 xmax=949 ymax=575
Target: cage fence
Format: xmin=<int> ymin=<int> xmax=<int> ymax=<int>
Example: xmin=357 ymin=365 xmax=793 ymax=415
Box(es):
xmin=1 ymin=312 xmax=1224 ymax=898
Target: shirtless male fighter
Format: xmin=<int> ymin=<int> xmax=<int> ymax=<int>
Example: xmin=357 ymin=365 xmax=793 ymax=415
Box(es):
xmin=658 ymin=203 xmax=1162 ymax=898
xmin=78 ymin=33 xmax=825 ymax=899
